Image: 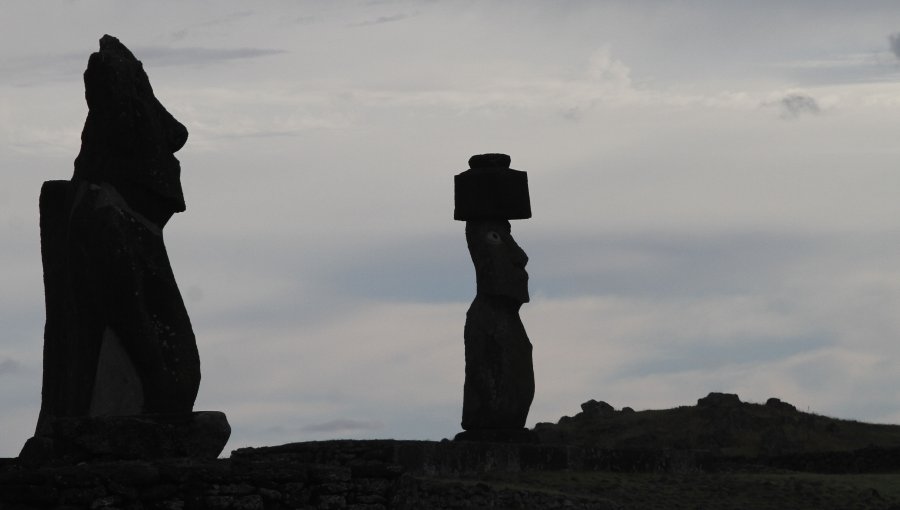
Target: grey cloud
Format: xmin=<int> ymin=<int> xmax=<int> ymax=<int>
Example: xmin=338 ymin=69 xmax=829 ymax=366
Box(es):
xmin=198 ymin=10 xmax=255 ymax=27
xmin=526 ymin=230 xmax=830 ymax=300
xmin=280 ymin=230 xmax=847 ymax=304
xmin=350 ymin=13 xmax=414 ymax=27
xmin=561 ymin=107 xmax=585 ymax=122
xmin=890 ymin=32 xmax=900 ymax=60
xmin=170 ymin=10 xmax=255 ymax=42
xmin=1 ymin=45 xmax=285 ymax=86
xmin=0 ymin=53 xmax=84 ymax=86
xmin=136 ymin=47 xmax=286 ymax=68
xmin=301 ymin=419 xmax=384 ymax=433
xmin=775 ymin=94 xmax=820 ymax=118
xmin=0 ymin=359 xmax=24 ymax=377
xmin=170 ymin=30 xmax=190 ymax=42
xmin=202 ymin=129 xmax=303 ymax=141
xmin=293 ymin=15 xmax=318 ymax=26
xmin=166 ymin=233 xmax=362 ymax=332
xmin=318 ymin=233 xmax=469 ymax=304
xmin=616 ymin=333 xmax=830 ymax=379
xmin=778 ymin=53 xmax=896 ymax=86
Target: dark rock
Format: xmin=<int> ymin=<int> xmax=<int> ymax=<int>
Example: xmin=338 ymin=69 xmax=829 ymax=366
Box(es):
xmin=17 ymin=436 xmax=55 ymax=466
xmin=468 ymin=153 xmax=511 ymax=170
xmin=580 ymin=399 xmax=614 ymax=415
xmin=766 ymin=397 xmax=797 ymax=412
xmin=761 ymin=427 xmax=789 ymax=455
xmin=697 ymin=392 xmax=742 ymax=408
xmin=309 ymin=466 xmax=352 ymax=484
xmin=26 ymin=35 xmax=226 ymax=461
xmin=0 ymin=483 xmax=59 ymax=505
xmin=454 ymin=153 xmax=531 ymax=220
xmin=453 ymin=429 xmax=537 ymax=444
xmin=20 ymin=412 xmax=230 ymax=463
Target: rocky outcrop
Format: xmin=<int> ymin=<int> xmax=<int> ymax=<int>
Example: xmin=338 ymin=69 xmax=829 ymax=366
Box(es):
xmin=581 ymin=399 xmax=615 ymax=416
xmin=697 ymin=392 xmax=741 ymax=408
xmin=766 ymin=397 xmax=797 ymax=412
xmin=20 ymin=412 xmax=231 ymax=465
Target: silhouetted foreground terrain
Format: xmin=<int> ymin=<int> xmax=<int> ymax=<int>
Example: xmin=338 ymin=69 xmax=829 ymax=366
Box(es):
xmin=536 ymin=392 xmax=900 ymax=458
xmin=2 ymin=393 xmax=900 ymax=509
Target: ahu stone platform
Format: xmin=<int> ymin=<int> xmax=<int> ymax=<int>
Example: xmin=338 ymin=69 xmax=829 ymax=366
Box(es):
xmin=4 ymin=439 xmax=899 ymax=509
xmin=0 ymin=440 xmax=691 ymax=509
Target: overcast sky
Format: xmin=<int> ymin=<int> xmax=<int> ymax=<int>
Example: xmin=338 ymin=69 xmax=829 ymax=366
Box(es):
xmin=2 ymin=1 xmax=900 ymax=457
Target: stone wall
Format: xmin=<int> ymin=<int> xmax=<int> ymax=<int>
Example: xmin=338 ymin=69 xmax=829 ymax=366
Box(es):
xmin=2 ymin=440 xmax=899 ymax=509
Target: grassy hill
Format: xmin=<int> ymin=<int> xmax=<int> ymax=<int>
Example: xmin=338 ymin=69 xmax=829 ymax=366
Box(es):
xmin=533 ymin=392 xmax=900 ymax=458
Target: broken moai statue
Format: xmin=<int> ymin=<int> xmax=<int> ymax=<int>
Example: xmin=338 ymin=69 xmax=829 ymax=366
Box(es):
xmin=453 ymin=154 xmax=536 ymax=443
xmin=20 ymin=35 xmax=229 ymax=463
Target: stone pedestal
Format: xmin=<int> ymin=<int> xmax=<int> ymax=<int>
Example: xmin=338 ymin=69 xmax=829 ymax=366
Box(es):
xmin=20 ymin=412 xmax=230 ymax=465
xmin=453 ymin=428 xmax=538 ymax=444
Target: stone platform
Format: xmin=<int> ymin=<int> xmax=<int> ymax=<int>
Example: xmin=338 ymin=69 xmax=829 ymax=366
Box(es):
xmin=19 ymin=411 xmax=230 ymax=465
xmin=3 ymin=439 xmax=899 ymax=509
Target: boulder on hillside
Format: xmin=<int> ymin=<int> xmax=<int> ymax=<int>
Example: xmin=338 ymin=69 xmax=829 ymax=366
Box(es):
xmin=697 ymin=392 xmax=742 ymax=408
xmin=765 ymin=397 xmax=797 ymax=412
xmin=581 ymin=399 xmax=615 ymax=416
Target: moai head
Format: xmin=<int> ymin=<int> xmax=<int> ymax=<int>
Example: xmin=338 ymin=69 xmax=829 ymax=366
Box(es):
xmin=465 ymin=219 xmax=530 ymax=303
xmin=73 ymin=35 xmax=188 ymax=227
xmin=455 ymin=154 xmax=532 ymax=304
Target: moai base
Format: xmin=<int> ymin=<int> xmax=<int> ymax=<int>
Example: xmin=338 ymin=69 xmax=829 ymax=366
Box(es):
xmin=20 ymin=35 xmax=229 ymax=464
xmin=453 ymin=154 xmax=536 ymax=443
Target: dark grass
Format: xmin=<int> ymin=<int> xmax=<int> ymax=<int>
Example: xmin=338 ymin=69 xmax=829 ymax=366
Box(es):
xmin=423 ymin=470 xmax=900 ymax=510
xmin=536 ymin=396 xmax=900 ymax=457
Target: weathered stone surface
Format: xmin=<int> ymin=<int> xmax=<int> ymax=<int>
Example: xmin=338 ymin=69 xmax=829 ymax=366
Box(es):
xmin=580 ymin=399 xmax=615 ymax=416
xmin=74 ymin=35 xmax=188 ymax=225
xmin=468 ymin=153 xmax=511 ymax=170
xmin=697 ymin=392 xmax=742 ymax=408
xmin=20 ymin=412 xmax=230 ymax=464
xmin=6 ymin=439 xmax=900 ymax=509
xmin=453 ymin=428 xmax=537 ymax=443
xmin=455 ymin=156 xmax=535 ymax=436
xmin=454 ymin=153 xmax=531 ymax=221
xmin=26 ymin=35 xmax=224 ymax=461
xmin=766 ymin=397 xmax=797 ymax=412
xmin=460 ymin=289 xmax=534 ymax=431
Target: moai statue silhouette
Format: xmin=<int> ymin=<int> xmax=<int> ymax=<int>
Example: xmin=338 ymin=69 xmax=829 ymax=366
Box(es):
xmin=20 ymin=35 xmax=229 ymax=463
xmin=454 ymin=153 xmax=536 ymax=442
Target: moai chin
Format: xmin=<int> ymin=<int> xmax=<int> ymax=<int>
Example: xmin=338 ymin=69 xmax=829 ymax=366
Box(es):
xmin=20 ymin=35 xmax=229 ymax=463
xmin=453 ymin=153 xmax=536 ymax=443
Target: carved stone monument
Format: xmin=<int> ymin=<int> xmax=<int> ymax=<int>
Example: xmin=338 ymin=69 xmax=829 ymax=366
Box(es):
xmin=20 ymin=35 xmax=229 ymax=463
xmin=454 ymin=154 xmax=536 ymax=442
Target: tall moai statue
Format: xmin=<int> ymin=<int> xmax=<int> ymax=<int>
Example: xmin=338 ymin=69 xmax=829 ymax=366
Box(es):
xmin=20 ymin=35 xmax=229 ymax=463
xmin=453 ymin=153 xmax=536 ymax=442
